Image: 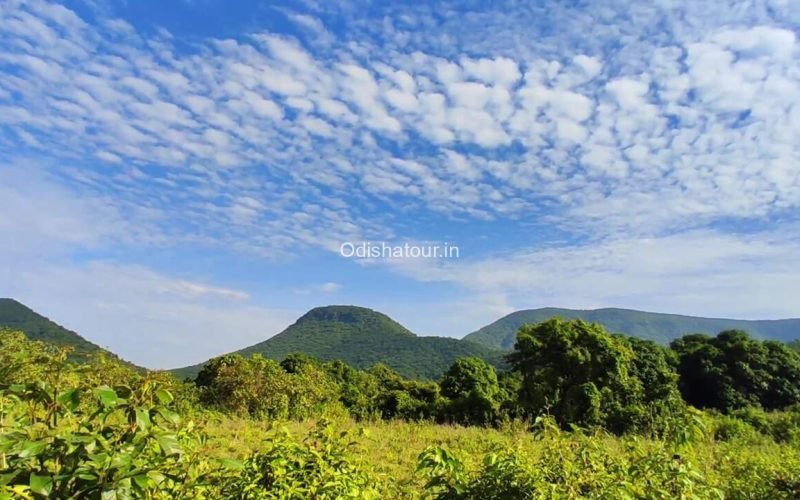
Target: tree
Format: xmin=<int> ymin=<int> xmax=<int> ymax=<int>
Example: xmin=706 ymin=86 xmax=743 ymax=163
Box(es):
xmin=369 ymin=364 xmax=443 ymax=420
xmin=672 ymin=330 xmax=800 ymax=412
xmin=615 ymin=337 xmax=685 ymax=433
xmin=196 ymin=354 xmax=292 ymax=418
xmin=440 ymin=357 xmax=501 ymax=425
xmin=281 ymin=352 xmax=320 ymax=374
xmin=324 ymin=360 xmax=381 ymax=419
xmin=508 ymin=318 xmax=682 ymax=432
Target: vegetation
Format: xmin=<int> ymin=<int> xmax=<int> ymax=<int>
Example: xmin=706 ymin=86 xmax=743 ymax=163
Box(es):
xmin=173 ymin=306 xmax=506 ymax=381
xmin=509 ymin=319 xmax=685 ymax=434
xmin=464 ymin=306 xmax=800 ymax=350
xmin=671 ymin=330 xmax=800 ymax=412
xmin=3 ymin=314 xmax=800 ymax=498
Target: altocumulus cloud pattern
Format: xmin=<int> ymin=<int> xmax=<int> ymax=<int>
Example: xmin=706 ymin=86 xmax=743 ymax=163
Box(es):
xmin=1 ymin=0 xmax=799 ymax=367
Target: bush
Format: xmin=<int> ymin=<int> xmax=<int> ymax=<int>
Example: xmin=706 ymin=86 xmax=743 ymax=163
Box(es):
xmin=711 ymin=415 xmax=759 ymax=442
xmin=197 ymin=354 xmax=343 ymax=420
xmin=218 ymin=421 xmax=380 ymax=499
xmin=0 ymin=379 xmax=216 ymax=498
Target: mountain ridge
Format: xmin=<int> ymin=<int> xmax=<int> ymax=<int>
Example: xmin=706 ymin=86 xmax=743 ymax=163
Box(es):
xmin=0 ymin=298 xmax=141 ymax=369
xmin=463 ymin=307 xmax=800 ymax=350
xmin=171 ymin=304 xmax=506 ymax=380
xmin=4 ymin=298 xmax=799 ymax=378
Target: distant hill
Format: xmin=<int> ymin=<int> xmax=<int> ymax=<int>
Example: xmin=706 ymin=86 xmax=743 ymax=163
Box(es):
xmin=172 ymin=305 xmax=506 ymax=381
xmin=0 ymin=298 xmax=140 ymax=369
xmin=463 ymin=307 xmax=800 ymax=350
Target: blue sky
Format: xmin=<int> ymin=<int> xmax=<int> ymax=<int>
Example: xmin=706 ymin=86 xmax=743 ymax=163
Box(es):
xmin=1 ymin=0 xmax=799 ymax=368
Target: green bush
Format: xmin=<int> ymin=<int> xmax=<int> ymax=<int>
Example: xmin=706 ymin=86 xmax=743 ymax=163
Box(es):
xmin=0 ymin=379 xmax=216 ymax=498
xmin=417 ymin=420 xmax=725 ymax=499
xmin=218 ymin=421 xmax=380 ymax=499
xmin=712 ymin=415 xmax=759 ymax=442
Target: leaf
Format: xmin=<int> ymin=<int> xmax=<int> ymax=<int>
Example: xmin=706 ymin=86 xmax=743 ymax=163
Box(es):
xmin=146 ymin=470 xmax=166 ymax=485
xmin=132 ymin=474 xmax=151 ymax=490
xmin=95 ymin=386 xmax=119 ymax=408
xmin=19 ymin=440 xmax=48 ymax=458
xmin=156 ymin=433 xmax=182 ymax=456
xmin=114 ymin=385 xmax=133 ymax=399
xmin=157 ymin=408 xmax=180 ymax=425
xmin=101 ymin=479 xmax=131 ymax=500
xmin=0 ymin=470 xmax=20 ymax=486
xmin=57 ymin=388 xmax=81 ymax=412
xmin=155 ymin=389 xmax=174 ymax=405
xmin=219 ymin=458 xmax=245 ymax=470
xmin=29 ymin=473 xmax=52 ymax=496
xmin=135 ymin=408 xmax=151 ymax=432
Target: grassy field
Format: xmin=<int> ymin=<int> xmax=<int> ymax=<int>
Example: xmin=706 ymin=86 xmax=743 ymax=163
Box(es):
xmin=202 ymin=416 xmax=531 ymax=488
xmin=199 ymin=414 xmax=800 ymax=498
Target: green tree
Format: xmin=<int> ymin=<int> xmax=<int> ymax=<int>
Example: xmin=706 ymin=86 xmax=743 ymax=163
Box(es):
xmin=508 ymin=318 xmax=682 ymax=432
xmin=369 ymin=364 xmax=443 ymax=420
xmin=196 ymin=354 xmax=292 ymax=418
xmin=440 ymin=357 xmax=501 ymax=425
xmin=614 ymin=337 xmax=685 ymax=433
xmin=324 ymin=360 xmax=381 ymax=419
xmin=280 ymin=352 xmax=320 ymax=374
xmin=196 ymin=353 xmax=342 ymax=419
xmin=672 ymin=330 xmax=800 ymax=412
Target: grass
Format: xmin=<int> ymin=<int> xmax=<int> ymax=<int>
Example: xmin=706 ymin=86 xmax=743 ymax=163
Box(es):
xmin=197 ymin=415 xmax=800 ymax=498
xmin=200 ymin=416 xmax=534 ymax=490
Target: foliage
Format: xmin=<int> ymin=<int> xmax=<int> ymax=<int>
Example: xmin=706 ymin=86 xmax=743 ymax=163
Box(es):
xmin=323 ymin=360 xmax=381 ymax=420
xmin=196 ymin=354 xmax=341 ymax=419
xmin=218 ymin=421 xmax=380 ymax=499
xmin=671 ymin=330 xmax=800 ymax=412
xmin=417 ymin=417 xmax=729 ymax=499
xmin=507 ymin=318 xmax=684 ymax=433
xmin=3 ymin=325 xmax=800 ymax=498
xmin=369 ymin=364 xmax=444 ymax=420
xmin=440 ymin=357 xmax=501 ymax=425
xmin=0 ymin=378 xmax=215 ymax=498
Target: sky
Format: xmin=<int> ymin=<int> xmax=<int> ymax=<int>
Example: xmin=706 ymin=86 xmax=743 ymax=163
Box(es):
xmin=1 ymin=0 xmax=799 ymax=369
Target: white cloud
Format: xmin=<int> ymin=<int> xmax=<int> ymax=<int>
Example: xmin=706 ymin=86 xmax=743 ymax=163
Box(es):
xmin=379 ymin=229 xmax=800 ymax=320
xmin=1 ymin=259 xmax=299 ymax=368
xmin=1 ymin=0 xmax=799 ymax=361
xmin=461 ymin=56 xmax=521 ymax=88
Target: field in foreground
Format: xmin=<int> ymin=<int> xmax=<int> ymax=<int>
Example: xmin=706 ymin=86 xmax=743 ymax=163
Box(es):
xmin=198 ymin=415 xmax=800 ymax=498
xmin=3 ymin=325 xmax=800 ymax=498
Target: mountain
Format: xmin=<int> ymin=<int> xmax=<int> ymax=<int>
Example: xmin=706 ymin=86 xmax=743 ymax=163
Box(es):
xmin=172 ymin=305 xmax=506 ymax=381
xmin=0 ymin=298 xmax=139 ymax=369
xmin=463 ymin=307 xmax=800 ymax=350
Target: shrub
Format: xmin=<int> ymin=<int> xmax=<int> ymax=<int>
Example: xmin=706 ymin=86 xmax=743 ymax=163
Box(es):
xmin=218 ymin=421 xmax=380 ymax=499
xmin=711 ymin=415 xmax=759 ymax=442
xmin=0 ymin=379 xmax=215 ymax=498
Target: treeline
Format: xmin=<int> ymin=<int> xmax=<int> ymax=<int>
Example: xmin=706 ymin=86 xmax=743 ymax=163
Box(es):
xmin=192 ymin=318 xmax=800 ymax=436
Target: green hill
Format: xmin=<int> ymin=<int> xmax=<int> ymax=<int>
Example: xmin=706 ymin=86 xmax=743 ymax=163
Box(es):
xmin=463 ymin=307 xmax=800 ymax=350
xmin=172 ymin=305 xmax=506 ymax=381
xmin=0 ymin=298 xmax=139 ymax=369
